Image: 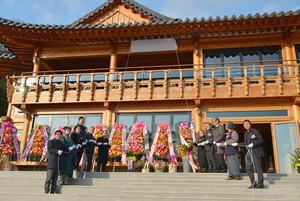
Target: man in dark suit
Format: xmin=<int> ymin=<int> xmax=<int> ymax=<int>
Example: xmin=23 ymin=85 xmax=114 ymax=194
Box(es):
xmin=44 ymin=130 xmax=70 ymax=194
xmin=212 ymin=117 xmax=227 ymax=173
xmin=236 ymin=119 xmax=264 ymax=189
xmin=96 ymin=130 xmax=110 ymax=172
xmin=81 ymin=126 xmax=95 ymax=172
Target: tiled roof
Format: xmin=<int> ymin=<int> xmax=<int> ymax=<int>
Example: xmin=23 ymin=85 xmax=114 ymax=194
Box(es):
xmin=0 ymin=53 xmax=16 ymax=59
xmin=70 ymin=0 xmax=174 ymax=26
xmin=0 ymin=9 xmax=299 ymax=30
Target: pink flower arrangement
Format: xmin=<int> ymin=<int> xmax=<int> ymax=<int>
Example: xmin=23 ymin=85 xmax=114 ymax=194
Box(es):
xmin=29 ymin=125 xmax=46 ymax=157
xmin=0 ymin=122 xmax=17 ymax=156
xmin=109 ymin=123 xmax=125 ymax=158
xmin=127 ymin=122 xmax=146 ymax=155
xmin=178 ymin=121 xmax=194 ymax=158
xmin=154 ymin=122 xmax=170 ymax=157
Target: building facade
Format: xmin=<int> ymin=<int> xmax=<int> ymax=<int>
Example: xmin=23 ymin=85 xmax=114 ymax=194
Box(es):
xmin=1 ymin=0 xmax=300 ymax=173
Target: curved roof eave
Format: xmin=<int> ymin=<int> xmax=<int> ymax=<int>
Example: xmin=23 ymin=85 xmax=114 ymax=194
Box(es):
xmin=0 ymin=9 xmax=299 ymax=31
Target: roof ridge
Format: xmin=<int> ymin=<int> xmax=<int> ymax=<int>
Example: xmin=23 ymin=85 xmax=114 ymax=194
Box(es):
xmin=69 ymin=0 xmax=173 ymax=27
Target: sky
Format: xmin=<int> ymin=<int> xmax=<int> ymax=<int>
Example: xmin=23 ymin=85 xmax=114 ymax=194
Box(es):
xmin=0 ymin=0 xmax=299 ymax=25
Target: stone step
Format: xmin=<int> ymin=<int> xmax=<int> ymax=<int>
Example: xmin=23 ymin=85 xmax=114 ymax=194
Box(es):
xmin=1 ymin=171 xmax=299 ymax=201
xmin=1 ymin=193 xmax=299 ymax=201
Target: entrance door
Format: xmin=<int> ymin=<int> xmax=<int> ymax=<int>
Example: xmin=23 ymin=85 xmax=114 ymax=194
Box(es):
xmin=271 ymin=121 xmax=300 ymax=173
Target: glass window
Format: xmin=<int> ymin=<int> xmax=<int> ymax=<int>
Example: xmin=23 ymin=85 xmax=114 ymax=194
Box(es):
xmin=206 ymin=110 xmax=288 ymax=118
xmin=152 ymin=71 xmax=164 ymax=80
xmin=262 ymin=50 xmax=281 ymax=76
xmin=274 ymin=122 xmax=299 ymax=173
xmin=52 ymin=116 xmax=66 ymax=133
xmin=122 ymin=73 xmax=134 ymax=81
xmin=168 ymin=71 xmax=180 ymax=80
xmin=68 ymin=116 xmax=79 ymax=127
xmin=182 ymin=70 xmax=194 ymax=80
xmin=136 ymin=114 xmax=152 ymax=133
xmin=80 ymin=75 xmax=91 ymax=83
xmin=137 ymin=72 xmax=149 ymax=81
xmin=117 ymin=114 xmax=135 ymax=132
xmin=34 ymin=116 xmax=50 ymax=126
xmin=94 ymin=74 xmax=105 ymax=83
xmin=203 ymin=46 xmax=282 ymax=78
xmin=85 ymin=115 xmax=102 ymax=129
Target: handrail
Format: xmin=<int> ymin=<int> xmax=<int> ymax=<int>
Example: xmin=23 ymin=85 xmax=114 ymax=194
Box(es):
xmin=17 ymin=60 xmax=300 ymax=76
xmin=11 ymin=64 xmax=300 ymax=86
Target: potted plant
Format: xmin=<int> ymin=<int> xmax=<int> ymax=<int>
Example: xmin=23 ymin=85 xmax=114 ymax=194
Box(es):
xmin=290 ymin=148 xmax=300 ymax=173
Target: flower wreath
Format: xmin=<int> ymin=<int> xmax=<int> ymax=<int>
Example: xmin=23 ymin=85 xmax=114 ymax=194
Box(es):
xmin=0 ymin=121 xmax=20 ymax=160
xmin=20 ymin=124 xmax=48 ymax=161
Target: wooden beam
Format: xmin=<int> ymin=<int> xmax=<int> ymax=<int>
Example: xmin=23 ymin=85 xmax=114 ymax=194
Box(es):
xmin=41 ymin=60 xmax=56 ymax=73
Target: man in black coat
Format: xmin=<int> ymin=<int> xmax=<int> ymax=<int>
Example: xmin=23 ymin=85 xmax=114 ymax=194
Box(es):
xmin=96 ymin=130 xmax=110 ymax=172
xmin=44 ymin=130 xmax=70 ymax=194
xmin=212 ymin=117 xmax=227 ymax=173
xmin=238 ymin=119 xmax=264 ymax=189
xmin=81 ymin=126 xmax=95 ymax=172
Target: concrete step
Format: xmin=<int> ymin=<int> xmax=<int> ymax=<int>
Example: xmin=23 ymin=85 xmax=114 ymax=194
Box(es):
xmin=0 ymin=171 xmax=299 ymax=201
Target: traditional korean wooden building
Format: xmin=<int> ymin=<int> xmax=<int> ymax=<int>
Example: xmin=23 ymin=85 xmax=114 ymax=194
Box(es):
xmin=1 ymin=0 xmax=300 ymax=173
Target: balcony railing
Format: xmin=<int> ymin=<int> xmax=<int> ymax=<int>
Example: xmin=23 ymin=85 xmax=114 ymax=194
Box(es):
xmin=7 ymin=64 xmax=300 ymax=104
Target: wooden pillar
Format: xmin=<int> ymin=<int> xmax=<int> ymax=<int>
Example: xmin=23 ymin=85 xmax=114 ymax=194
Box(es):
xmin=103 ymin=102 xmax=112 ymax=127
xmin=110 ymin=51 xmax=117 ymax=73
xmin=293 ymin=104 xmax=300 ymax=124
xmin=195 ymin=100 xmax=202 ymax=131
xmin=193 ymin=44 xmax=203 ymax=76
xmin=6 ymin=103 xmax=13 ymax=117
xmin=282 ymin=34 xmax=295 ymax=75
xmin=20 ymin=114 xmax=31 ymax=153
xmin=32 ymin=48 xmax=41 ymax=76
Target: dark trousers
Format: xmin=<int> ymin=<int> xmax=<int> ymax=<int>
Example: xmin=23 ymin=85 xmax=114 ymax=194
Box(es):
xmin=96 ymin=161 xmax=107 ymax=172
xmin=75 ymin=147 xmax=84 ymax=171
xmin=216 ymin=153 xmax=227 ymax=172
xmin=206 ymin=151 xmax=217 ymax=172
xmin=82 ymin=152 xmax=94 ymax=172
xmin=246 ymin=152 xmax=264 ymax=186
xmin=44 ymin=168 xmax=58 ymax=193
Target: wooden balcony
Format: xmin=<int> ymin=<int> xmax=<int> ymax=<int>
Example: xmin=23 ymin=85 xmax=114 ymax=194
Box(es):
xmin=7 ymin=64 xmax=300 ymax=106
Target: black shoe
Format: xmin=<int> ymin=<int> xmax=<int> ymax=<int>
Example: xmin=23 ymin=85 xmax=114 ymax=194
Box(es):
xmin=60 ymin=181 xmax=67 ymax=185
xmin=233 ymin=176 xmax=240 ymax=180
xmin=226 ymin=176 xmax=234 ymax=180
xmin=247 ymin=183 xmax=257 ymax=189
xmin=254 ymin=185 xmax=264 ymax=189
xmin=220 ymin=169 xmax=227 ymax=173
xmin=44 ymin=191 xmax=49 ymax=194
xmin=50 ymin=191 xmax=55 ymax=194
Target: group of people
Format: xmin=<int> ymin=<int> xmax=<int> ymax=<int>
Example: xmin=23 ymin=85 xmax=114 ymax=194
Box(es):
xmin=44 ymin=116 xmax=110 ymax=194
xmin=44 ymin=116 xmax=265 ymax=194
xmin=195 ymin=118 xmax=265 ymax=189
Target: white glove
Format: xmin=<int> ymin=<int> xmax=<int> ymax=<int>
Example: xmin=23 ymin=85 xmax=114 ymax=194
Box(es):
xmin=224 ymin=142 xmax=227 ymax=146
xmin=97 ymin=142 xmax=103 ymax=146
xmin=82 ymin=141 xmax=87 ymax=145
xmin=73 ymin=145 xmax=76 ymax=148
xmin=103 ymin=142 xmax=108 ymax=145
xmin=58 ymin=150 xmax=63 ymax=155
xmin=204 ymin=140 xmax=209 ymax=144
xmin=89 ymin=139 xmax=94 ymax=143
xmin=232 ymin=143 xmax=238 ymax=147
xmin=78 ymin=144 xmax=82 ymax=148
xmin=197 ymin=143 xmax=204 ymax=146
xmin=68 ymin=146 xmax=74 ymax=151
xmin=213 ymin=141 xmax=216 ymax=144
xmin=248 ymin=143 xmax=254 ymax=148
xmin=216 ymin=143 xmax=221 ymax=147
